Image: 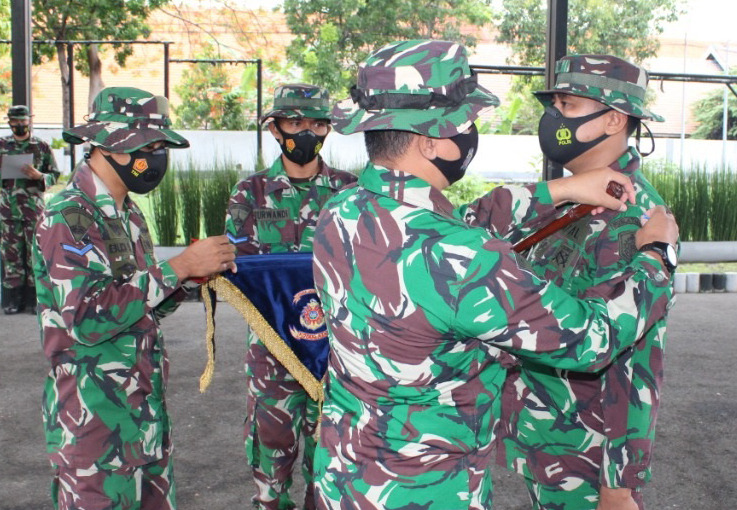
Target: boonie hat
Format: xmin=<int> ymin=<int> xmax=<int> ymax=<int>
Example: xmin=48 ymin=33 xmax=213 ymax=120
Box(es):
xmin=7 ymin=105 xmax=31 ymax=120
xmin=535 ymin=54 xmax=664 ymax=122
xmin=261 ymin=83 xmax=331 ymax=123
xmin=63 ymin=87 xmax=189 ymax=153
xmin=331 ymin=39 xmax=500 ymax=138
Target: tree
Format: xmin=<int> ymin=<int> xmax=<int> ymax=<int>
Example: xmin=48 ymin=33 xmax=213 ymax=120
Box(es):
xmin=492 ymin=0 xmax=685 ymax=133
xmin=31 ymin=0 xmax=169 ymax=129
xmin=172 ymin=44 xmax=252 ymax=131
xmin=283 ymin=0 xmax=492 ymax=95
xmin=0 ymin=0 xmax=10 ymax=109
xmin=690 ymin=82 xmax=737 ymax=140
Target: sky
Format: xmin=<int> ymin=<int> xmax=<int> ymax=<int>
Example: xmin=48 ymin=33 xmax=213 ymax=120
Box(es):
xmin=664 ymin=0 xmax=737 ymax=43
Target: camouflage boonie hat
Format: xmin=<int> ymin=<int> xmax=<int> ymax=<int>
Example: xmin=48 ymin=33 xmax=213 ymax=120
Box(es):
xmin=7 ymin=105 xmax=31 ymax=119
xmin=63 ymin=87 xmax=189 ymax=153
xmin=535 ymin=54 xmax=664 ymax=122
xmin=261 ymin=83 xmax=331 ymax=123
xmin=332 ymin=39 xmax=500 ymax=137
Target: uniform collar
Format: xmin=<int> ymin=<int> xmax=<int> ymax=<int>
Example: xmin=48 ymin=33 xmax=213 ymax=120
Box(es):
xmin=612 ymin=146 xmax=640 ymax=174
xmin=264 ymin=156 xmax=341 ymax=195
xmin=358 ymin=163 xmax=455 ymax=218
xmin=72 ymin=162 xmax=133 ymax=218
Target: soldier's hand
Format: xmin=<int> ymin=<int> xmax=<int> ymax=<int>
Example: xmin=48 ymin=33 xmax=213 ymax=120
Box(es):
xmin=548 ymin=168 xmax=636 ymax=213
xmin=168 ymin=235 xmax=237 ymax=281
xmin=596 ymin=487 xmax=639 ymax=510
xmin=21 ymin=164 xmax=43 ymax=180
xmin=635 ymin=205 xmax=678 ymax=248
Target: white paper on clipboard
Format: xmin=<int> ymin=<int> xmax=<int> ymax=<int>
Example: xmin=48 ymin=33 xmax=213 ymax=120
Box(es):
xmin=1 ymin=153 xmax=33 ymax=180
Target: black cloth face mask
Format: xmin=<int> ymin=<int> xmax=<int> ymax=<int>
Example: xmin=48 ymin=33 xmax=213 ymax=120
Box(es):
xmin=431 ymin=123 xmax=479 ymax=186
xmin=104 ymin=147 xmax=169 ymax=195
xmin=10 ymin=124 xmax=29 ymax=137
xmin=537 ymin=106 xmax=611 ymax=166
xmin=275 ymin=123 xmax=327 ymax=166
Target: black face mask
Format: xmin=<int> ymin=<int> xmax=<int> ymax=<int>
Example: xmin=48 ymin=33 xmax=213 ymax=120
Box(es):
xmin=275 ymin=123 xmax=327 ymax=166
xmin=431 ymin=123 xmax=479 ymax=186
xmin=10 ymin=124 xmax=29 ymax=137
xmin=537 ymin=106 xmax=611 ymax=166
xmin=104 ymin=148 xmax=169 ymax=195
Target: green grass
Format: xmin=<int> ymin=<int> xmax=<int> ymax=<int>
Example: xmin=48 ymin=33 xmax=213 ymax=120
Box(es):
xmin=678 ymin=262 xmax=737 ymax=273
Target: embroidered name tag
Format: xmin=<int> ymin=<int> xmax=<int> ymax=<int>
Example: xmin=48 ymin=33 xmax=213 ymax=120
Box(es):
xmin=254 ymin=208 xmax=289 ymax=222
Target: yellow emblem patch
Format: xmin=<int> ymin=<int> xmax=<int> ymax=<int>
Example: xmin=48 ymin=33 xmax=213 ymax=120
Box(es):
xmin=132 ymin=158 xmax=148 ymax=176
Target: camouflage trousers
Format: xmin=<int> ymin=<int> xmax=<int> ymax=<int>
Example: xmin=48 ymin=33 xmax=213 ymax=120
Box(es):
xmin=51 ymin=456 xmax=176 ymax=510
xmin=524 ymin=477 xmax=644 ymax=510
xmin=0 ymin=186 xmax=43 ymax=289
xmin=244 ymin=337 xmax=320 ymax=510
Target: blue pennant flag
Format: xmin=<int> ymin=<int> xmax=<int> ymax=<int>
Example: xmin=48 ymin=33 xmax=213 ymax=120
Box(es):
xmin=222 ymin=253 xmax=329 ymax=382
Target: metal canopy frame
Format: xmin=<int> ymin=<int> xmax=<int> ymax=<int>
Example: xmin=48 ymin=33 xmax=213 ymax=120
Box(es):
xmin=2 ymin=38 xmax=264 ymax=167
xmin=169 ymin=57 xmax=263 ymax=159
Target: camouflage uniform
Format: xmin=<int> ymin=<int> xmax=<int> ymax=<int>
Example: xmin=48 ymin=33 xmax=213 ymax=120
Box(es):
xmin=224 ymin=84 xmax=357 ymax=510
xmin=493 ymin=55 xmax=674 ymax=510
xmin=311 ymin=40 xmax=673 ymax=510
xmin=33 ymin=87 xmax=189 ymax=510
xmin=0 ymin=105 xmax=59 ymax=313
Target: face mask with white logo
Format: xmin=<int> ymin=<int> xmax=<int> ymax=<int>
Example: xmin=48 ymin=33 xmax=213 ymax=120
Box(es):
xmin=537 ymin=106 xmax=611 ymax=166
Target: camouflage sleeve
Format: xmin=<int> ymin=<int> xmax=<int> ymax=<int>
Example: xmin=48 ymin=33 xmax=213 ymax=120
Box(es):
xmin=456 ymin=182 xmax=558 ymax=243
xmin=225 ymin=179 xmax=259 ymax=255
xmin=580 ymin=219 xmax=669 ymax=490
xmin=598 ymin=328 xmax=666 ymax=489
xmin=35 ymin=202 xmax=181 ymax=345
xmin=454 ymin=235 xmax=672 ymax=372
xmin=40 ymin=142 xmax=60 ymax=188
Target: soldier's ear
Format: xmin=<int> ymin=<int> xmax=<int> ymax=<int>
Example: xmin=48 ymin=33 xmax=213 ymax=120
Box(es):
xmin=267 ymin=120 xmax=282 ymax=143
xmin=417 ymin=135 xmax=438 ymax=161
xmin=604 ymin=110 xmax=629 ymax=136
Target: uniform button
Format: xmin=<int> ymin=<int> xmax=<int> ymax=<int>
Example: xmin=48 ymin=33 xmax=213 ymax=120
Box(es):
xmin=636 ymin=471 xmax=647 ymax=480
xmin=654 ymin=273 xmax=665 ymax=282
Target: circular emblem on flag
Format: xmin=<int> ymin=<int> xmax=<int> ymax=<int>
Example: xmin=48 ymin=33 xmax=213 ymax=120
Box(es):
xmin=290 ymin=289 xmax=328 ymax=341
xmin=300 ymin=298 xmax=325 ymax=331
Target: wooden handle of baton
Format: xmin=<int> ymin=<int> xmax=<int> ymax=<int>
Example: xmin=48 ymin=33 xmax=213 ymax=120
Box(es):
xmin=512 ymin=182 xmax=625 ymax=253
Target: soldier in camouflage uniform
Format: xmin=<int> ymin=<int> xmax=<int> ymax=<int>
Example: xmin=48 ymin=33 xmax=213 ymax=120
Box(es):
xmin=0 ymin=105 xmax=59 ymax=314
xmin=33 ymin=87 xmax=237 ymax=510
xmin=492 ymin=55 xmax=678 ymax=510
xmin=311 ymin=40 xmax=679 ymax=510
xmin=225 ymin=83 xmax=357 ymax=510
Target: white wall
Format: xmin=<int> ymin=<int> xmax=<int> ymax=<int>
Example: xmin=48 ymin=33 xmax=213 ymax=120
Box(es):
xmin=5 ymin=128 xmax=737 ymax=181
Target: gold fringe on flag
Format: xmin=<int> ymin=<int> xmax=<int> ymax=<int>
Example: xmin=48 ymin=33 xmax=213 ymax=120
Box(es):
xmin=199 ymin=275 xmax=324 ymax=403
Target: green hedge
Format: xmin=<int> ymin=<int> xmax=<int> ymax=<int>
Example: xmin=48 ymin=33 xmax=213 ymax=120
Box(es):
xmin=643 ymin=160 xmax=737 ymax=241
xmin=140 ymin=158 xmax=737 ymax=245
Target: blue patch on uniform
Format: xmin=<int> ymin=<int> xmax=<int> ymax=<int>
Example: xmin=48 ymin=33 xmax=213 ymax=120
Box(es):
xmin=227 ymin=233 xmax=250 ymax=244
xmin=61 ymin=243 xmax=94 ymax=256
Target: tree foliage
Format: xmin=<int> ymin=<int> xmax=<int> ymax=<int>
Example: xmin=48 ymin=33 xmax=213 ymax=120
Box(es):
xmin=494 ymin=0 xmax=683 ymax=66
xmin=690 ymin=82 xmax=737 ymax=140
xmin=31 ymin=0 xmax=170 ymax=125
xmin=283 ymin=0 xmax=492 ymax=95
xmin=0 ymin=0 xmax=10 ymax=109
xmin=492 ymin=0 xmax=685 ymax=133
xmin=172 ymin=45 xmax=253 ymax=131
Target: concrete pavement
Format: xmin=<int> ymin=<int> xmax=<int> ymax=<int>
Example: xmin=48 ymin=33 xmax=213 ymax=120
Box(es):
xmin=2 ymin=293 xmax=735 ymax=509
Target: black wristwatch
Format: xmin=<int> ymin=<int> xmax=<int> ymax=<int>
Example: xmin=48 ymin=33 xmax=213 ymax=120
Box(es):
xmin=639 ymin=241 xmax=678 ymax=273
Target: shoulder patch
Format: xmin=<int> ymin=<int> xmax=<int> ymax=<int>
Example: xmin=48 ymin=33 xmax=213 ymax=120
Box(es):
xmin=61 ymin=207 xmax=95 ymax=243
xmin=228 ymin=203 xmax=253 ymax=233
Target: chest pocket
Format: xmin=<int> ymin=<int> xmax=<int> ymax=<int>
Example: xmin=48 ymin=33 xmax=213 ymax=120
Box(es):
xmin=103 ymin=217 xmax=137 ymax=279
xmin=255 ymin=208 xmax=297 ymax=246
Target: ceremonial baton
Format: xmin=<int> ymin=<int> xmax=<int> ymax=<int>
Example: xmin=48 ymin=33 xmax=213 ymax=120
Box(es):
xmin=512 ymin=182 xmax=625 ymax=253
